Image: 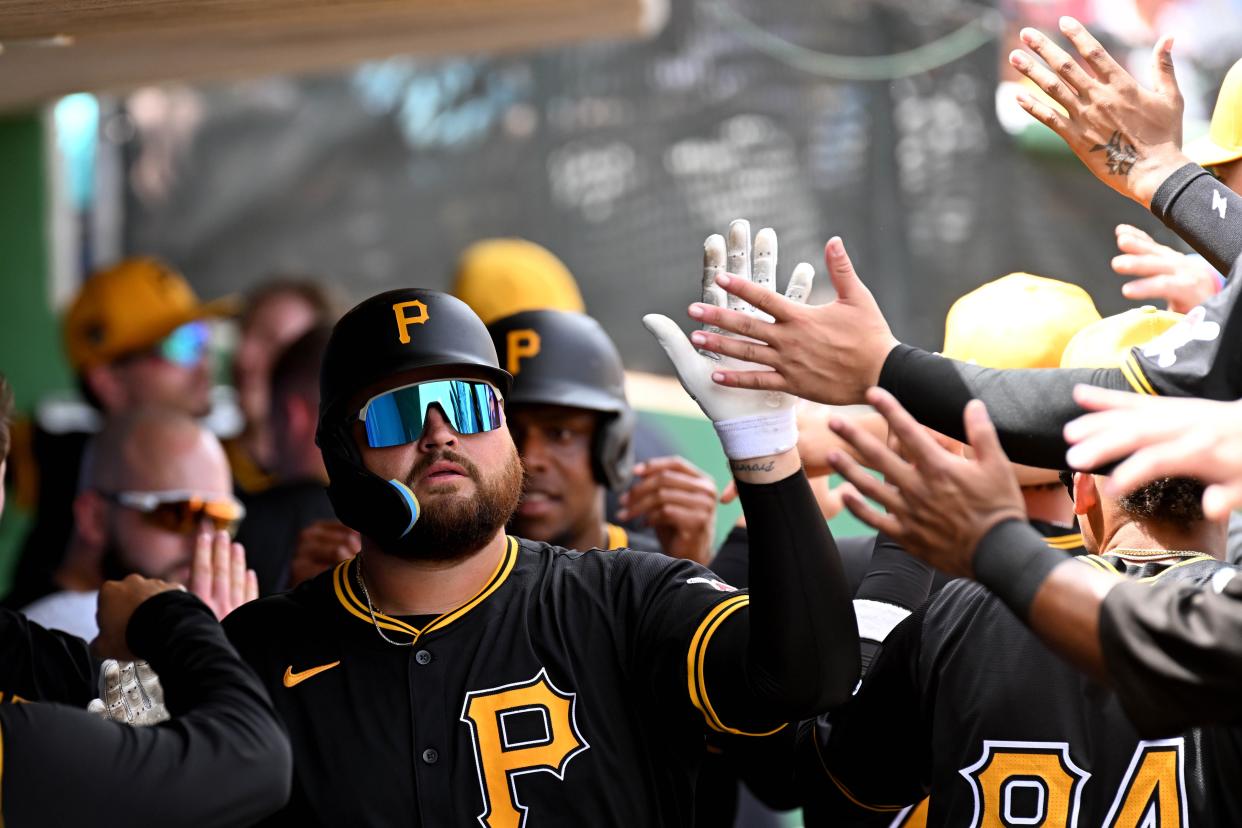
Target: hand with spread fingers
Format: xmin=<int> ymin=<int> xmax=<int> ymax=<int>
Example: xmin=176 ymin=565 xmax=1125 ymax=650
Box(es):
xmin=1008 ymin=16 xmax=1187 ymax=207
xmin=826 ymin=388 xmax=1026 ymax=579
xmin=1065 ymin=385 xmax=1242 ymax=519
xmin=188 ymin=530 xmax=259 ymax=620
xmin=290 ymin=519 xmax=361 ymax=587
xmin=87 ymin=659 xmax=170 ymax=726
xmin=1112 ymin=223 xmax=1220 ymax=312
xmin=682 ymin=234 xmax=899 ymax=406
xmin=643 ymin=219 xmax=814 ymax=478
xmin=618 ymin=456 xmax=718 ymax=565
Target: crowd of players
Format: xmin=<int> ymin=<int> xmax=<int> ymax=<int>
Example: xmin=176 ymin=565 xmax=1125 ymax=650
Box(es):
xmin=3 ymin=16 xmax=1242 ymax=827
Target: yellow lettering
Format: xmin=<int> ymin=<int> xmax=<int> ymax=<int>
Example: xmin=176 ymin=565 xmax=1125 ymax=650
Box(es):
xmin=461 ymin=669 xmax=588 ymax=828
xmin=961 ymin=741 xmax=1088 ymax=828
xmin=392 ymin=300 xmax=429 ymax=344
xmin=1104 ymin=739 xmax=1185 ymax=828
xmin=505 ymin=330 xmax=542 ymax=376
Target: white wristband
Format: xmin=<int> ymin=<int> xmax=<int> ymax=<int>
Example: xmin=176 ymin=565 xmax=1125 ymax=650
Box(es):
xmin=713 ymin=409 xmax=797 ymax=461
xmin=853 ymin=599 xmax=912 ymax=644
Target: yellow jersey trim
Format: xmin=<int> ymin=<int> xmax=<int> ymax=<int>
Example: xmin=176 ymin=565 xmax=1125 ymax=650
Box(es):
xmin=1043 ymin=532 xmax=1083 ymax=550
xmin=1121 ymin=352 xmax=1158 ymax=396
xmin=686 ymin=594 xmax=786 ymax=737
xmin=811 ymin=728 xmax=908 ymax=813
xmin=333 ymin=537 xmax=518 ymax=642
xmin=1077 ymin=555 xmax=1115 ymax=575
xmin=605 ymin=523 xmax=629 ymax=550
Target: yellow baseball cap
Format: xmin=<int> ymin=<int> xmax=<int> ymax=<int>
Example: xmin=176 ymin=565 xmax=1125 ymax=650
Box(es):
xmin=64 ymin=257 xmax=238 ymax=372
xmin=451 ymin=238 xmax=585 ymax=326
xmin=1185 ymin=57 xmax=1242 ymax=168
xmin=942 ymin=273 xmax=1102 ymax=369
xmin=1059 ymin=306 xmax=1183 ymax=369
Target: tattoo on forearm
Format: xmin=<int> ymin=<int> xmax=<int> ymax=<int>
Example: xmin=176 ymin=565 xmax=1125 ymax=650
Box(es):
xmin=731 ymin=460 xmax=776 ymax=473
xmin=1090 ymin=131 xmax=1139 ymax=175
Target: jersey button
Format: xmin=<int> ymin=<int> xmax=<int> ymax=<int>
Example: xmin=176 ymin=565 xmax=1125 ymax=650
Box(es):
xmin=422 ymin=748 xmax=439 ymax=765
xmin=415 ymin=649 xmax=432 ymax=665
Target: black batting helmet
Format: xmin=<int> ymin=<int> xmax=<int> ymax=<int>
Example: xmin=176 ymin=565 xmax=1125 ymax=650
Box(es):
xmin=489 ymin=309 xmax=634 ymax=490
xmin=317 ymin=288 xmax=511 ymax=544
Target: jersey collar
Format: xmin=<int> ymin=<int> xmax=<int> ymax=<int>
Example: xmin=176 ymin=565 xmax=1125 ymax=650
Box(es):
xmin=332 ymin=536 xmax=518 ymax=644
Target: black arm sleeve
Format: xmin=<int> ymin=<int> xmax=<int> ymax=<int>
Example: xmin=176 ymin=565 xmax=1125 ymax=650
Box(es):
xmin=0 ymin=591 xmax=291 ymax=827
xmin=1151 ymin=163 xmax=1242 ymax=275
xmin=1100 ymin=570 xmax=1242 ymax=736
xmin=878 ymin=344 xmax=1131 ymax=468
xmin=701 ymin=470 xmax=861 ymax=730
xmin=0 ymin=609 xmax=93 ymax=706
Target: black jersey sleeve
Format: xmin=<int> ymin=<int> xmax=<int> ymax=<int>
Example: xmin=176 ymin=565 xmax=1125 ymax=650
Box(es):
xmin=1150 ymin=163 xmax=1242 ymax=275
xmin=1100 ymin=569 xmax=1242 ymax=736
xmin=0 ymin=609 xmax=93 ymax=706
xmin=878 ymin=345 xmax=1131 ymax=469
xmin=0 ymin=591 xmax=291 ymax=827
xmin=699 ymin=470 xmax=860 ymax=732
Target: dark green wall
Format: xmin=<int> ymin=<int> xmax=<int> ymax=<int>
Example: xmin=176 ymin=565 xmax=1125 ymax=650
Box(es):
xmin=0 ymin=112 xmax=71 ymax=595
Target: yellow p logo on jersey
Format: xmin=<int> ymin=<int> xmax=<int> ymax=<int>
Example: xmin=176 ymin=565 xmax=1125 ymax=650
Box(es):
xmin=393 ymin=300 xmax=429 ymax=344
xmin=505 ymin=330 xmax=541 ymax=376
xmin=461 ymin=669 xmax=589 ymax=828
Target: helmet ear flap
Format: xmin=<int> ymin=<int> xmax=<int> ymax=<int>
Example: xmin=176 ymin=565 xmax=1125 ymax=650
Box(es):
xmin=592 ymin=408 xmax=635 ymax=491
xmin=321 ymin=422 xmax=419 ymax=542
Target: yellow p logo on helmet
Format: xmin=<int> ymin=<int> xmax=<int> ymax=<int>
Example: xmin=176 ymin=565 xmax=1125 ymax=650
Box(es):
xmin=392 ymin=300 xmax=429 ymax=344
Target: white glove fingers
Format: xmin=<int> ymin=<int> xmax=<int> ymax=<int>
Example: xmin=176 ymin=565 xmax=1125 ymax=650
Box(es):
xmin=752 ymin=227 xmax=777 ymax=294
xmin=701 ymin=285 xmax=729 ymax=342
xmin=784 ymin=262 xmax=815 ymax=305
xmin=136 ymin=660 xmax=166 ymax=707
xmin=644 ymin=314 xmax=707 ymax=400
xmin=726 ymin=219 xmax=752 ymax=312
xmin=100 ymin=659 xmax=123 ymax=710
xmin=702 ymin=234 xmax=727 ymax=300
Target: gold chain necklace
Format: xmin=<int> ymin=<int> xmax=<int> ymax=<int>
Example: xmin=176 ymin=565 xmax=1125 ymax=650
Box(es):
xmin=354 ymin=556 xmax=417 ymax=648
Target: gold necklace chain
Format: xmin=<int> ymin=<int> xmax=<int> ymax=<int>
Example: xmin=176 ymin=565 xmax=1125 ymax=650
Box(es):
xmin=1108 ymin=547 xmax=1207 ymax=560
xmin=354 ymin=556 xmax=417 ymax=648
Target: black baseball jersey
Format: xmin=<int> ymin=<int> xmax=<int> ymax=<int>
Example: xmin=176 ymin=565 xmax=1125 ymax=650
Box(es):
xmin=1 ymin=592 xmax=291 ymax=827
xmin=0 ymin=608 xmax=93 ymax=706
xmin=804 ymin=552 xmax=1242 ymax=827
xmin=223 ymin=537 xmax=777 ymax=826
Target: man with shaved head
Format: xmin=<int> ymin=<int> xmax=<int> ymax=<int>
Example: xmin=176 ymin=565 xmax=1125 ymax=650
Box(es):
xmin=22 ymin=407 xmax=256 ymax=640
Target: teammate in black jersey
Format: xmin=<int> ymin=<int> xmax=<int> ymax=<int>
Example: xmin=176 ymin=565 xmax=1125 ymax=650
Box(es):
xmin=489 ymin=308 xmax=717 ymax=561
xmin=776 ymin=390 xmax=1242 ymax=825
xmin=224 ymin=223 xmax=861 ymax=826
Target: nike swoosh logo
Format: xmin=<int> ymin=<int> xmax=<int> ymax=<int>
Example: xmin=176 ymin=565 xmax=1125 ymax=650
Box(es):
xmin=283 ymin=660 xmax=341 ymax=688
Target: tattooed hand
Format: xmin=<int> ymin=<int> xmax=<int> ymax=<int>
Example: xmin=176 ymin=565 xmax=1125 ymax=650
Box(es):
xmin=1009 ymin=17 xmax=1188 ymax=208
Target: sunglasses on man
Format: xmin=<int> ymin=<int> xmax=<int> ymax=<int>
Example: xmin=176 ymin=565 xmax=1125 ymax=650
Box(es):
xmin=355 ymin=379 xmax=504 ymax=449
xmin=102 ymin=489 xmax=246 ymax=537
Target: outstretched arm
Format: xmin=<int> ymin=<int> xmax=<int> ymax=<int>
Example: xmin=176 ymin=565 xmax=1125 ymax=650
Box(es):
xmin=645 ymin=220 xmax=860 ymax=731
xmin=0 ymin=578 xmax=291 ymax=827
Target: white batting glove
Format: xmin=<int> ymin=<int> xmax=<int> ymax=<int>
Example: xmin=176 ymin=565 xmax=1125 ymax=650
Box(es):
xmin=644 ymin=219 xmax=814 ymax=460
xmin=86 ymin=659 xmax=169 ymax=726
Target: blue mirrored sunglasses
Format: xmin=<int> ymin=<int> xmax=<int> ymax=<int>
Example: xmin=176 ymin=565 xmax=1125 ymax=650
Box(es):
xmin=358 ymin=379 xmax=503 ymax=448
xmin=157 ymin=321 xmax=211 ymax=366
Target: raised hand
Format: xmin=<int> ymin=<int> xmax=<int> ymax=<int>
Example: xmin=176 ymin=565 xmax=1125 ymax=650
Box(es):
xmin=188 ymin=530 xmax=258 ymax=620
xmin=87 ymin=659 xmax=170 ymax=726
xmin=618 ymin=456 xmax=718 ymax=564
xmin=1112 ymin=224 xmax=1219 ymax=312
xmin=827 ymin=389 xmax=1026 ymax=578
xmin=685 ymin=235 xmax=898 ymax=406
xmin=1064 ymin=385 xmax=1242 ymax=519
xmin=643 ymin=219 xmax=813 ymax=470
xmin=1009 ymin=17 xmax=1187 ymax=207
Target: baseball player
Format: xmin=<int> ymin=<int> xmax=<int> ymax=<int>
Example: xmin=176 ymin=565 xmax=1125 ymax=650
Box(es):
xmin=222 ymin=222 xmax=860 ymax=826
xmin=489 ymin=308 xmax=716 ymax=562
